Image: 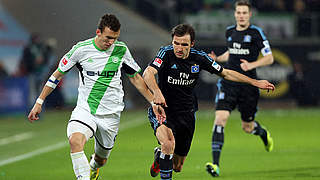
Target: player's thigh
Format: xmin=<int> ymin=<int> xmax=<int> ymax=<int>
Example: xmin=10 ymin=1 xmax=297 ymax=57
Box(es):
xmin=173 ymin=154 xmax=187 ymax=172
xmin=94 ymin=112 xmax=120 ymax=159
xmin=238 ymin=85 xmax=259 ymax=122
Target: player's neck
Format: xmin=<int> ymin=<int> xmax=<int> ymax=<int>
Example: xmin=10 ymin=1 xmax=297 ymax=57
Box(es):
xmin=94 ymin=36 xmax=108 ymax=51
xmin=236 ymin=23 xmax=250 ymax=31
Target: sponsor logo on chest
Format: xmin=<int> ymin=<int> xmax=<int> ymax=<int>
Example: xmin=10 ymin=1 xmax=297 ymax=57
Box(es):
xmin=229 ymin=42 xmax=250 ymax=55
xmin=167 ymin=72 xmax=195 ymax=86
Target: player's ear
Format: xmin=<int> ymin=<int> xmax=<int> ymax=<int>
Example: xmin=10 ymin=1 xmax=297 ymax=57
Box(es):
xmin=191 ymin=41 xmax=195 ymax=47
xmin=96 ymin=29 xmax=101 ymax=36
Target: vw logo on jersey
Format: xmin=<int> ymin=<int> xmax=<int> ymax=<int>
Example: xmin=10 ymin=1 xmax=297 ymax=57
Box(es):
xmin=243 ymin=35 xmax=251 ymax=42
xmin=111 ymin=56 xmax=119 ymax=63
xmin=191 ymin=64 xmax=199 ymax=73
xmin=227 ymin=36 xmax=232 ymax=41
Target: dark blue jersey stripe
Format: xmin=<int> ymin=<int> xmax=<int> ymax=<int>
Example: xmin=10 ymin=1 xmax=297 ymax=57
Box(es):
xmin=190 ymin=49 xmax=213 ymax=62
xmin=157 ymin=45 xmax=173 ymax=58
xmin=226 ymin=25 xmax=236 ymax=30
xmin=250 ymin=25 xmax=267 ymax=40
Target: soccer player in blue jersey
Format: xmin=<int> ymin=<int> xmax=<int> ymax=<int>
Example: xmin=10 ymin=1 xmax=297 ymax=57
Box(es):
xmin=206 ymin=0 xmax=275 ymax=177
xmin=27 ymin=14 xmax=165 ymax=180
xmin=143 ymin=24 xmax=275 ymax=180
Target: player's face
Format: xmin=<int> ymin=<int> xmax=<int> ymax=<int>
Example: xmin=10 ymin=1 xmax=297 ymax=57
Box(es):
xmin=234 ymin=5 xmax=252 ymax=28
xmin=95 ymin=27 xmax=120 ymax=50
xmin=172 ymin=34 xmax=194 ymax=59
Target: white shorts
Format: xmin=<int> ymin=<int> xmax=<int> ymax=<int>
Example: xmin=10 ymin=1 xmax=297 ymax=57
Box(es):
xmin=67 ymin=106 xmax=121 ymax=158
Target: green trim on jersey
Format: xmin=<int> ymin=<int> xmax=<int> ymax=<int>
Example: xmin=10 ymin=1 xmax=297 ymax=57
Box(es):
xmin=87 ymin=46 xmax=127 ymax=114
xmin=57 ymin=67 xmax=66 ymax=74
xmin=114 ymin=41 xmax=125 ymax=46
xmin=126 ymin=69 xmax=141 ymax=78
xmin=66 ymin=39 xmax=93 ymax=58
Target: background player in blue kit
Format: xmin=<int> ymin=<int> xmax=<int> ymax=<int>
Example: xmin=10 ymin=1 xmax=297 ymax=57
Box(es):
xmin=206 ymin=0 xmax=275 ymax=177
xmin=143 ymin=23 xmax=275 ymax=180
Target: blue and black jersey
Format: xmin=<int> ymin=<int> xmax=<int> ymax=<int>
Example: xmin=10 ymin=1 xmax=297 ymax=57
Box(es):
xmin=224 ymin=24 xmax=272 ymax=83
xmin=149 ymin=45 xmax=223 ymax=113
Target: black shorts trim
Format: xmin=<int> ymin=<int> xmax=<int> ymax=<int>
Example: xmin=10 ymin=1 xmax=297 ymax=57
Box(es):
xmin=95 ymin=138 xmax=113 ymax=150
xmin=69 ymin=120 xmax=94 ymax=138
xmin=68 ymin=120 xmax=112 ymax=150
xmin=148 ymin=107 xmax=163 ymax=134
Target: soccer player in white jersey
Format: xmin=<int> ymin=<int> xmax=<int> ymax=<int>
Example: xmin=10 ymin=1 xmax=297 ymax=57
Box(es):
xmin=28 ymin=14 xmax=165 ymax=180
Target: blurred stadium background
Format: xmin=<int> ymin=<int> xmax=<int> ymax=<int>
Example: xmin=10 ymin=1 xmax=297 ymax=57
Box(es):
xmin=0 ymin=0 xmax=319 ymax=179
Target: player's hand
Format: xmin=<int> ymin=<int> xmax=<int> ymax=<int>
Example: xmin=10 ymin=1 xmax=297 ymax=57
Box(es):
xmin=240 ymin=59 xmax=254 ymax=71
xmin=153 ymin=90 xmax=168 ymax=107
xmin=254 ymin=80 xmax=275 ymax=91
xmin=152 ymin=104 xmax=166 ymax=124
xmin=208 ymin=51 xmax=217 ymax=60
xmin=28 ymin=103 xmax=42 ymax=123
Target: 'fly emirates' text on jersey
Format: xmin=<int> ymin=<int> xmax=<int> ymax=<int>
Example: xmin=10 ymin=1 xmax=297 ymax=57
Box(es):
xmin=58 ymin=38 xmax=141 ymax=115
xmin=149 ymin=45 xmax=223 ymax=113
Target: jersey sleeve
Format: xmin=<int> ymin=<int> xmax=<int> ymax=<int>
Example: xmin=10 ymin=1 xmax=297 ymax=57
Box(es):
xmin=57 ymin=44 xmax=82 ymax=74
xmin=201 ymin=52 xmax=223 ymax=74
xmin=225 ymin=25 xmax=234 ymax=44
xmin=255 ymin=29 xmax=272 ymax=56
xmin=122 ymin=47 xmax=141 ymax=77
xmin=148 ymin=46 xmax=168 ymax=71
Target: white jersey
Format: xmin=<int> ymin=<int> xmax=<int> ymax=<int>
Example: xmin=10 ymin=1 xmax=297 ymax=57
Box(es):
xmin=58 ymin=38 xmax=141 ymax=115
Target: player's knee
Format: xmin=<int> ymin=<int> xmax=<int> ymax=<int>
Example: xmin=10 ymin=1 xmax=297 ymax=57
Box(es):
xmin=68 ymin=133 xmax=86 ymax=152
xmin=214 ymin=119 xmax=225 ymax=126
xmin=214 ymin=112 xmax=229 ymax=126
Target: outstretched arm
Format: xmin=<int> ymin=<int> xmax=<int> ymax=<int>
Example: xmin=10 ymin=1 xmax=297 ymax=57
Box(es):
xmin=128 ymin=73 xmax=166 ymax=123
xmin=28 ymin=69 xmax=64 ymax=122
xmin=219 ymin=69 xmax=275 ymax=90
xmin=240 ymin=54 xmax=274 ymax=71
xmin=208 ymin=50 xmax=229 ymax=63
xmin=142 ymin=66 xmax=167 ymax=107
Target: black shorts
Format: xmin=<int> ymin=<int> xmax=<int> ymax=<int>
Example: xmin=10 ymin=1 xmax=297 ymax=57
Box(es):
xmin=148 ymin=107 xmax=195 ymax=156
xmin=215 ymin=79 xmax=259 ymax=122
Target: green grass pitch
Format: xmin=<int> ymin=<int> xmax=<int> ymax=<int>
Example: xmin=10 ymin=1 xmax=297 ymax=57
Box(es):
xmin=0 ymin=108 xmax=319 ymax=180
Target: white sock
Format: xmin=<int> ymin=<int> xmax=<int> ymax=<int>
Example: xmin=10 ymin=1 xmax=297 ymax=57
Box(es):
xmin=89 ymin=154 xmax=103 ymax=170
xmin=70 ymin=151 xmax=90 ymax=180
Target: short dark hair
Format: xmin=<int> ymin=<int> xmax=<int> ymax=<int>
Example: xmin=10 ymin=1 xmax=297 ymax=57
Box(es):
xmin=235 ymin=0 xmax=252 ymax=11
xmin=98 ymin=14 xmax=121 ymax=32
xmin=171 ymin=24 xmax=195 ymax=42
